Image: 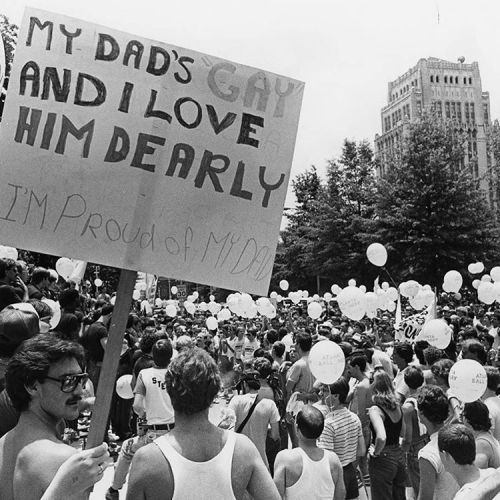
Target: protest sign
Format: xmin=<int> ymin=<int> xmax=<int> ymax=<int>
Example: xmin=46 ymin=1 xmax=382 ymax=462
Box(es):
xmin=0 ymin=8 xmax=304 ymax=296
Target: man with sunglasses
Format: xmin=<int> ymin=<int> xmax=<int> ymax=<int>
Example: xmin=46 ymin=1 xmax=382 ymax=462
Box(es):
xmin=0 ymin=334 xmax=107 ymax=500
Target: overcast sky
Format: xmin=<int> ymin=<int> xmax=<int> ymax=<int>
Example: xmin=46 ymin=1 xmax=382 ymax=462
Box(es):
xmin=2 ymin=0 xmax=500 ymax=207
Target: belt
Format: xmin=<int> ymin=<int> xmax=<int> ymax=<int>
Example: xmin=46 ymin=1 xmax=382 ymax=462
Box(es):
xmin=146 ymin=423 xmax=175 ymax=431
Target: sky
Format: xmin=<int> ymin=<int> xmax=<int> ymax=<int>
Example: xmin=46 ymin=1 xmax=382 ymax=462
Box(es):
xmin=2 ymin=0 xmax=500 ymax=208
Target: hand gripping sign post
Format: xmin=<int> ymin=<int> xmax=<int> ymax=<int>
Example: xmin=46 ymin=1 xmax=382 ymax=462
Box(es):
xmin=0 ymin=9 xmax=304 ymax=447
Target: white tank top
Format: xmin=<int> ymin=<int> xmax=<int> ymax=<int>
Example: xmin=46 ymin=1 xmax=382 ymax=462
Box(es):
xmin=154 ymin=431 xmax=237 ymax=500
xmin=285 ymin=448 xmax=335 ymax=500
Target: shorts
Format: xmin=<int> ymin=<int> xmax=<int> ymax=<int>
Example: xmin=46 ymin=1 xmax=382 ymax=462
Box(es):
xmin=343 ymin=462 xmax=359 ymax=500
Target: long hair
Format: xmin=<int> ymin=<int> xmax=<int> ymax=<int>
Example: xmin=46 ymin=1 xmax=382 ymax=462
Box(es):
xmin=372 ymin=369 xmax=398 ymax=410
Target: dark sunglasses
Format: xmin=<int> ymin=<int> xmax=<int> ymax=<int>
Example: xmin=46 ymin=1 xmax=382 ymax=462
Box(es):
xmin=44 ymin=373 xmax=89 ymax=393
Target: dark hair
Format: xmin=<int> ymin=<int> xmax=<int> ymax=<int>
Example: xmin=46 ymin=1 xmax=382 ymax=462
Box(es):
xmin=266 ymin=329 xmax=278 ymax=345
xmin=253 ymin=348 xmax=266 ymax=359
xmin=30 ymin=267 xmax=50 ymax=285
xmin=59 ymin=289 xmax=80 ymax=309
xmin=372 ymin=370 xmax=398 ymax=410
xmin=152 ymin=339 xmax=173 ymax=368
xmin=253 ymin=357 xmax=272 ymax=379
xmin=417 ymin=385 xmax=449 ymax=424
xmin=463 ymin=340 xmax=487 ymax=365
xmin=278 ymin=327 xmax=288 ymax=340
xmin=6 ymin=334 xmax=84 ymax=412
xmin=126 ymin=314 xmax=140 ymax=329
xmin=480 ymin=333 xmax=494 ymax=350
xmin=394 ymin=342 xmax=414 ymax=364
xmin=423 ymin=346 xmax=445 ymax=366
xmin=0 ymin=285 xmax=20 ymax=312
xmin=296 ymin=406 xmax=324 ymax=439
xmin=101 ymin=304 xmax=114 ymax=317
xmin=295 ymin=331 xmax=312 ymax=353
xmin=485 ymin=366 xmax=500 ymax=392
xmin=165 ymin=348 xmax=220 ymax=415
xmin=242 ymin=369 xmax=261 ymax=391
xmin=404 ymin=365 xmax=424 ymax=390
xmin=349 ymin=352 xmax=367 ymax=372
xmin=0 ymin=258 xmax=16 ymax=279
xmin=272 ymin=341 xmax=285 ymax=358
xmin=28 ymin=299 xmax=52 ymax=320
xmin=414 ymin=340 xmax=429 ymax=365
xmin=328 ymin=377 xmax=349 ymax=404
xmin=53 ymin=313 xmax=81 ymax=341
xmin=430 ymin=359 xmax=454 ymax=387
xmin=438 ymin=424 xmax=476 ymax=465
xmin=140 ymin=330 xmax=159 ymax=354
xmin=463 ymin=401 xmax=491 ymax=432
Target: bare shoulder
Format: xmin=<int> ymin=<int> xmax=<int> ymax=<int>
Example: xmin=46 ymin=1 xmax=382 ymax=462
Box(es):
xmin=275 ymin=448 xmax=300 ymax=466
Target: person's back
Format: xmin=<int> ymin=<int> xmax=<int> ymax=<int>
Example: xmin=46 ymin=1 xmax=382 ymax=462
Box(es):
xmin=274 ymin=406 xmax=345 ymax=500
xmin=127 ymin=348 xmax=280 ymax=500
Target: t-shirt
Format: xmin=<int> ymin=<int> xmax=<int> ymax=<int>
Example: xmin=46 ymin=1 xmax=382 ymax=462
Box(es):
xmin=454 ymin=468 xmax=497 ymax=500
xmin=229 ymin=393 xmax=280 ymax=469
xmin=418 ymin=432 xmax=459 ymax=500
xmin=287 ymin=355 xmax=315 ymax=395
xmin=318 ymin=407 xmax=362 ymax=467
xmin=242 ymin=338 xmax=259 ymax=363
xmin=227 ymin=337 xmax=245 ymax=361
xmin=83 ymin=321 xmax=107 ymax=362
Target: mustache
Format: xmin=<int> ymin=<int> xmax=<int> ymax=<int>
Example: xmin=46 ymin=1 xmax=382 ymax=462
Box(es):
xmin=66 ymin=397 xmax=82 ymax=405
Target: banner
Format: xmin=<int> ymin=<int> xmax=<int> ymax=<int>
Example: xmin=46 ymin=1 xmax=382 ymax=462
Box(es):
xmin=0 ymin=8 xmax=304 ymax=295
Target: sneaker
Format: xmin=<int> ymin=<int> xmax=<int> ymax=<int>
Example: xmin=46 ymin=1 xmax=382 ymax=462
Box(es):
xmin=105 ymin=487 xmax=119 ymax=500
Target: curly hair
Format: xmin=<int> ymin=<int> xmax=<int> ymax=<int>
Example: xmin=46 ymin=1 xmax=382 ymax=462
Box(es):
xmin=371 ymin=369 xmax=398 ymax=410
xmin=430 ymin=359 xmax=454 ymax=387
xmin=463 ymin=401 xmax=491 ymax=432
xmin=417 ymin=385 xmax=449 ymax=424
xmin=165 ymin=348 xmax=221 ymax=415
xmin=6 ymin=334 xmax=84 ymax=412
xmin=253 ymin=357 xmax=272 ymax=379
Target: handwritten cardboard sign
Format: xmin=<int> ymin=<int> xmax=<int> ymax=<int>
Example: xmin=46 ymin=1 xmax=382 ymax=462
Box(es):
xmin=0 ymin=8 xmax=303 ymax=295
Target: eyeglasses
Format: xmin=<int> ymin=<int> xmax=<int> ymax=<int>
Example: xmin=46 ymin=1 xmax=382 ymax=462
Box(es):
xmin=44 ymin=373 xmax=89 ymax=393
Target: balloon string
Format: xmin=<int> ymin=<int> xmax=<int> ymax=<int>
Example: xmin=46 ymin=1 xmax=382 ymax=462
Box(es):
xmin=382 ymin=267 xmax=399 ymax=289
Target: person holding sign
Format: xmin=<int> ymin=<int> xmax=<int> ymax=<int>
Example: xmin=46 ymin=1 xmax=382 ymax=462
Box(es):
xmin=127 ymin=348 xmax=280 ymax=499
xmin=0 ymin=335 xmax=109 ymax=500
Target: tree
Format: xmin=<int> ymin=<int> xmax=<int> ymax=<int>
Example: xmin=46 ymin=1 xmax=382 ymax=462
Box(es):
xmin=375 ymin=114 xmax=499 ymax=285
xmin=0 ymin=14 xmax=19 ymax=117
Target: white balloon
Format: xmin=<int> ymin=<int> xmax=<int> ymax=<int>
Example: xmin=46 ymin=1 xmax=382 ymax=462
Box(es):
xmin=240 ymin=293 xmax=254 ymax=310
xmin=208 ymin=301 xmax=221 ymax=314
xmin=307 ymin=302 xmax=323 ymax=320
xmin=209 ymin=295 xmax=215 ymax=302
xmin=481 ymin=274 xmax=492 ymax=283
xmin=348 ymin=279 xmax=357 ymax=287
xmin=417 ymin=319 xmax=451 ymax=349
xmin=337 ymin=287 xmax=366 ymax=321
xmin=472 ymin=279 xmax=481 ymax=289
xmin=110 ymin=296 xmax=116 ymax=305
xmin=387 ymin=287 xmax=399 ymax=301
xmin=116 ymin=374 xmax=134 ymax=399
xmin=386 ymin=301 xmax=396 ymax=312
xmin=55 ymin=258 xmax=75 ymax=281
xmin=132 ymin=290 xmax=141 ymax=300
xmin=270 ymin=291 xmax=278 ymax=299
xmin=192 ymin=291 xmax=199 ymax=299
xmin=308 ymin=341 xmax=345 ymax=384
xmin=94 ymin=278 xmax=103 ymax=287
xmin=155 ymin=298 xmax=163 ymax=307
xmin=331 ymin=284 xmax=342 ymax=295
xmin=381 ymin=282 xmax=389 ymax=290
xmin=165 ymin=304 xmax=177 ymax=317
xmin=184 ymin=301 xmax=196 ymax=315
xmin=302 ymin=290 xmax=309 ymax=299
xmin=218 ymin=308 xmax=231 ymax=321
xmin=478 ymin=281 xmax=496 ymax=305
xmin=359 ymin=285 xmax=367 ymax=293
xmin=42 ymin=298 xmax=61 ymax=329
xmin=365 ymin=291 xmax=379 ymax=314
xmin=199 ymin=301 xmax=208 ymax=312
xmin=399 ymin=280 xmax=420 ymax=299
xmin=443 ymin=270 xmax=462 ymax=293
xmin=171 ymin=286 xmax=178 ymax=295
xmin=449 ymin=360 xmax=487 ymax=403
xmin=366 ymin=243 xmax=388 ymax=267
xmin=206 ymin=316 xmax=218 ymax=330
xmin=2 ymin=246 xmax=18 ymax=260
xmin=323 ymin=292 xmax=333 ymax=302
xmin=491 ymin=267 xmax=500 ymax=282
xmin=279 ymin=280 xmax=289 ymax=291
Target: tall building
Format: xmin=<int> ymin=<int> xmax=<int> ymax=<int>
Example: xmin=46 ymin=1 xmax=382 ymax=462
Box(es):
xmin=374 ymin=57 xmax=492 ymax=200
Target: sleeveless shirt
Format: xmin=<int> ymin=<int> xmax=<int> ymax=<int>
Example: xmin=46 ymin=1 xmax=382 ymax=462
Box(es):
xmin=285 ymin=448 xmax=335 ymax=500
xmin=371 ymin=405 xmax=402 ymax=446
xmin=154 ymin=431 xmax=237 ymax=500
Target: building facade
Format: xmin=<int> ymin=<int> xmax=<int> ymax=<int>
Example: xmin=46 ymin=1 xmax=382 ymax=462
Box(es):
xmin=375 ymin=57 xmax=493 ymax=201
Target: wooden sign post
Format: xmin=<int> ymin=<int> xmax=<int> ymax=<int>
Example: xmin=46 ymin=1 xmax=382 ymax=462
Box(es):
xmin=86 ymin=269 xmax=137 ymax=447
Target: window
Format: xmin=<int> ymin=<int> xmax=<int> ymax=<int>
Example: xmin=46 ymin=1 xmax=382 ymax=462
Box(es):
xmin=470 ymin=102 xmax=475 ymax=124
xmin=444 ymin=76 xmax=448 ymax=84
xmin=465 ymin=102 xmax=470 ymax=122
xmin=464 ymin=77 xmax=467 ymax=85
xmin=451 ymin=101 xmax=456 ymax=118
xmin=455 ymin=76 xmax=458 ymax=84
xmin=437 ymin=101 xmax=442 ymax=118
xmin=430 ymin=75 xmax=434 ymax=83
xmin=469 ymin=77 xmax=472 ymax=85
xmin=456 ymin=102 xmax=461 ymax=121
xmin=445 ymin=101 xmax=451 ymax=119
xmin=436 ymin=76 xmax=439 ymax=83
xmin=484 ymin=103 xmax=489 ymax=123
xmin=417 ymin=100 xmax=422 ymax=115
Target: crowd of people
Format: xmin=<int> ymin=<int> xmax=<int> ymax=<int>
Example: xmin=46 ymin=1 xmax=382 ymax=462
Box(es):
xmin=2 ymin=256 xmax=500 ymax=498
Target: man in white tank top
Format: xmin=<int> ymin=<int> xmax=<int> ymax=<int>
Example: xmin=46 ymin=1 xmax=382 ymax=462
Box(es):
xmin=274 ymin=406 xmax=345 ymax=500
xmin=126 ymin=348 xmax=280 ymax=500
xmin=106 ymin=339 xmax=175 ymax=500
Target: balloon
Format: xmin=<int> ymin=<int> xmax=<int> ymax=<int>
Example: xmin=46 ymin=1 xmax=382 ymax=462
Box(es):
xmin=381 ymin=282 xmax=389 ymax=290
xmin=171 ymin=286 xmax=178 ymax=295
xmin=186 ymin=295 xmax=195 ymax=302
xmin=165 ymin=304 xmax=177 ymax=317
xmin=307 ymin=302 xmax=322 ymax=320
xmin=472 ymin=279 xmax=481 ymax=289
xmin=491 ymin=267 xmax=500 ymax=282
xmin=289 ymin=291 xmax=301 ymax=305
xmin=449 ymin=360 xmax=487 ymax=403
xmin=323 ymin=292 xmax=332 ymax=302
xmin=454 ymin=292 xmax=462 ymax=300
xmin=386 ymin=301 xmax=396 ymax=312
xmin=443 ymin=270 xmax=462 ymax=293
xmin=366 ymin=243 xmax=388 ymax=267
xmin=270 ymin=291 xmax=278 ymax=299
xmin=348 ymin=279 xmax=357 ymax=287
xmin=94 ymin=278 xmax=103 ymax=287
xmin=132 ymin=290 xmax=141 ymax=300
xmin=279 ymin=280 xmax=289 ymax=291
xmin=365 ymin=292 xmax=379 ymax=315
xmin=199 ymin=301 xmax=208 ymax=312
xmin=337 ymin=287 xmax=366 ymax=321
xmin=41 ymin=298 xmax=61 ymax=329
xmin=417 ymin=319 xmax=451 ymax=349
xmin=55 ymin=258 xmax=75 ymax=281
xmin=208 ymin=301 xmax=221 ymax=314
xmin=192 ymin=291 xmax=199 ymax=299
xmin=482 ymin=274 xmax=492 ymax=283
xmin=468 ymin=262 xmax=485 ymax=275
xmin=478 ymin=282 xmax=496 ymax=305
xmin=218 ymin=308 xmax=231 ymax=321
xmin=387 ymin=287 xmax=399 ymax=301
xmin=116 ymin=374 xmax=134 ymax=399
xmin=331 ymin=284 xmax=341 ymax=295
xmin=209 ymin=295 xmax=215 ymax=302
xmin=206 ymin=316 xmax=218 ymax=330
xmin=308 ymin=341 xmax=345 ymax=384
xmin=184 ymin=301 xmax=196 ymax=315
xmin=399 ymin=280 xmax=420 ymax=299
xmin=155 ymin=298 xmax=163 ymax=307
xmin=359 ymin=285 xmax=367 ymax=293
xmin=302 ymin=290 xmax=309 ymax=299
